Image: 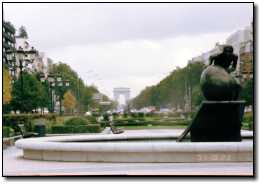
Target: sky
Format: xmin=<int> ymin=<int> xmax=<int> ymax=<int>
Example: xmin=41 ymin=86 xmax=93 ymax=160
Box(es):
xmin=3 ymin=3 xmax=253 ymax=100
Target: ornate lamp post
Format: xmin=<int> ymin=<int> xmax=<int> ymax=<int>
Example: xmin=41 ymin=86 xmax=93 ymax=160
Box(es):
xmin=57 ymin=78 xmax=70 ymax=115
xmin=6 ymin=51 xmax=17 ymax=83
xmin=40 ymin=73 xmax=55 ymax=113
xmin=6 ymin=47 xmax=37 ymax=112
xmin=7 ymin=46 xmax=37 ymax=80
xmin=40 ymin=73 xmax=70 ymax=115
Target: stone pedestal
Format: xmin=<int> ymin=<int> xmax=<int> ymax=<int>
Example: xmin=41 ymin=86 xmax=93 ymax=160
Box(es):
xmin=190 ymin=101 xmax=245 ymax=142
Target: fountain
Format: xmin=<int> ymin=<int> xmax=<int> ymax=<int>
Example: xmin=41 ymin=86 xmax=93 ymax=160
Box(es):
xmin=15 ymin=45 xmax=253 ymax=163
xmin=15 ymin=131 xmax=252 ymax=162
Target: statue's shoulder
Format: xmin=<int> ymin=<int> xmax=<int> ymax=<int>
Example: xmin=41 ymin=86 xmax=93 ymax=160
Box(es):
xmin=209 ymin=53 xmax=220 ymax=62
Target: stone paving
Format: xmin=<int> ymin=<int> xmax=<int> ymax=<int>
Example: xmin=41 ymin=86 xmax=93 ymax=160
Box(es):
xmin=3 ymin=129 xmax=254 ymax=176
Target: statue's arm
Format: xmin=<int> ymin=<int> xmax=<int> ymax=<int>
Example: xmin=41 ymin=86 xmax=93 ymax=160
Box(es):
xmin=209 ymin=55 xmax=214 ymax=65
xmin=232 ymin=54 xmax=238 ymax=70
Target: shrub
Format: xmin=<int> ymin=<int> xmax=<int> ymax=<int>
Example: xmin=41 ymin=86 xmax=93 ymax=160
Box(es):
xmin=242 ymin=112 xmax=253 ymax=130
xmin=51 ymin=125 xmax=73 ymax=134
xmin=51 ymin=124 xmax=101 ymax=134
xmin=3 ymin=114 xmax=57 ymax=132
xmin=3 ymin=126 xmax=15 ymax=138
xmin=145 ymin=112 xmax=155 ymax=117
xmin=3 ymin=114 xmax=33 ymax=132
xmin=85 ymin=124 xmax=101 ymax=133
xmin=51 ymin=125 xmax=65 ymax=134
xmin=114 ymin=118 xmax=149 ymax=126
xmin=123 ymin=113 xmax=128 ymax=118
xmin=130 ymin=113 xmax=138 ymax=118
xmin=100 ymin=121 xmax=108 ymax=128
xmin=64 ymin=117 xmax=89 ymax=126
xmin=112 ymin=118 xmax=189 ymax=127
xmin=33 ymin=119 xmax=57 ymax=134
xmin=112 ymin=112 xmax=118 ymax=118
xmin=72 ymin=125 xmax=87 ymax=133
xmin=138 ymin=112 xmax=144 ymax=117
xmin=243 ymin=112 xmax=253 ymax=123
xmin=85 ymin=116 xmax=98 ymax=123
xmin=91 ymin=112 xmax=100 ymax=117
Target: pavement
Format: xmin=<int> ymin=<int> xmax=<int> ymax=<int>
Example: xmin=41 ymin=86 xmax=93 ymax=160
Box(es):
xmin=3 ymin=129 xmax=254 ymax=176
xmin=3 ymin=146 xmax=253 ymax=176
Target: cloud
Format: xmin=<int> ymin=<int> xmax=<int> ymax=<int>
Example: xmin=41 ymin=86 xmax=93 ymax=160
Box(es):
xmin=3 ymin=3 xmax=253 ymax=98
xmin=4 ymin=3 xmax=253 ymax=50
xmin=47 ymin=32 xmax=231 ymax=98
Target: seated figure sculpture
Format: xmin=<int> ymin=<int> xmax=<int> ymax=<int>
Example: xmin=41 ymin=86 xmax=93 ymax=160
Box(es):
xmin=200 ymin=45 xmax=241 ymax=101
xmin=178 ymin=45 xmax=245 ymax=142
xmin=209 ymin=45 xmax=238 ymax=72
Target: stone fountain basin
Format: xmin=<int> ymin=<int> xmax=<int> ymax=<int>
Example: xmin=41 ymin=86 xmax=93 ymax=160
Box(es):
xmin=15 ymin=131 xmax=253 ymax=163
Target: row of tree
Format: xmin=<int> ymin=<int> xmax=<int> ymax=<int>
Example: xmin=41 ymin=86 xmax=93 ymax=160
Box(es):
xmin=131 ymin=62 xmax=205 ymax=111
xmin=131 ymin=62 xmax=253 ymax=111
xmin=3 ymin=62 xmax=113 ymax=114
xmin=3 ymin=25 xmax=115 ymax=114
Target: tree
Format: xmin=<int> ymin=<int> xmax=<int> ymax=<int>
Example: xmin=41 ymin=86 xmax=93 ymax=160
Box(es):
xmin=11 ymin=73 xmax=46 ymax=113
xmin=241 ymin=79 xmax=253 ymax=110
xmin=3 ymin=67 xmax=12 ymax=104
xmin=34 ymin=72 xmax=50 ymax=113
xmin=18 ymin=26 xmax=28 ymax=38
xmin=63 ymin=91 xmax=76 ymax=113
xmin=50 ymin=62 xmax=102 ymax=113
xmin=131 ymin=62 xmax=205 ymax=111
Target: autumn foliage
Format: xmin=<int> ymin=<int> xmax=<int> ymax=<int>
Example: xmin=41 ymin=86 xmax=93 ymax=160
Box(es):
xmin=3 ymin=67 xmax=12 ymax=104
xmin=63 ymin=90 xmax=76 ymax=113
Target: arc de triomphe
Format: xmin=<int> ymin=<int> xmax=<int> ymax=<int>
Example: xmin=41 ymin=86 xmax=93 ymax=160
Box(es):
xmin=113 ymin=87 xmax=130 ymax=105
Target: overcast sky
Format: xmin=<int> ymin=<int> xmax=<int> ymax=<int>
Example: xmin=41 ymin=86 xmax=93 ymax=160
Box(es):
xmin=3 ymin=3 xmax=253 ymax=99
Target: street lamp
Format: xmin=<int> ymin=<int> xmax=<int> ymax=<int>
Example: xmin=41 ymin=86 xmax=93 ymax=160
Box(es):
xmin=6 ymin=47 xmax=37 ymax=112
xmin=17 ymin=47 xmax=37 ymax=105
xmin=40 ymin=73 xmax=55 ymax=113
xmin=5 ymin=50 xmax=17 ymax=81
xmin=40 ymin=73 xmax=70 ymax=115
xmin=57 ymin=78 xmax=70 ymax=115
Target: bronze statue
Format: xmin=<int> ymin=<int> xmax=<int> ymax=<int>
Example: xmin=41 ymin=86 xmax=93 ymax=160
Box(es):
xmin=200 ymin=45 xmax=241 ymax=101
xmin=209 ymin=45 xmax=238 ymax=73
xmin=178 ymin=45 xmax=244 ymax=142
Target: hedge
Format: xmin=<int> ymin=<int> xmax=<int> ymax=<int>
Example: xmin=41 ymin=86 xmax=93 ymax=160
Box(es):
xmin=130 ymin=113 xmax=142 ymax=118
xmin=242 ymin=112 xmax=253 ymax=130
xmin=64 ymin=117 xmax=89 ymax=126
xmin=112 ymin=119 xmax=189 ymax=127
xmin=51 ymin=124 xmax=101 ymax=134
xmin=243 ymin=112 xmax=253 ymax=123
xmin=3 ymin=126 xmax=15 ymax=138
xmin=3 ymin=114 xmax=57 ymax=132
xmin=85 ymin=116 xmax=98 ymax=123
xmin=114 ymin=120 xmax=149 ymax=126
xmin=99 ymin=121 xmax=108 ymax=128
xmin=3 ymin=114 xmax=56 ymax=123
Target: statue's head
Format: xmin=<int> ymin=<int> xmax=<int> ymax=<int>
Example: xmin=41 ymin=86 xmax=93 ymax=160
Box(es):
xmin=223 ymin=45 xmax=233 ymax=52
xmin=222 ymin=45 xmax=236 ymax=62
xmin=222 ymin=45 xmax=234 ymax=55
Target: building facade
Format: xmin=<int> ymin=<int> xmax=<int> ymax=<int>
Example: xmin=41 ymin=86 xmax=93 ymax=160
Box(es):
xmin=239 ymin=40 xmax=253 ymax=82
xmin=189 ymin=23 xmax=253 ymax=84
xmin=3 ymin=21 xmax=16 ymax=78
xmin=226 ymin=24 xmax=252 ymax=79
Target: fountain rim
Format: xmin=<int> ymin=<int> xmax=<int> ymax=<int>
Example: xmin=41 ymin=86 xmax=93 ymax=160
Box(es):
xmin=15 ymin=132 xmax=253 ymax=153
